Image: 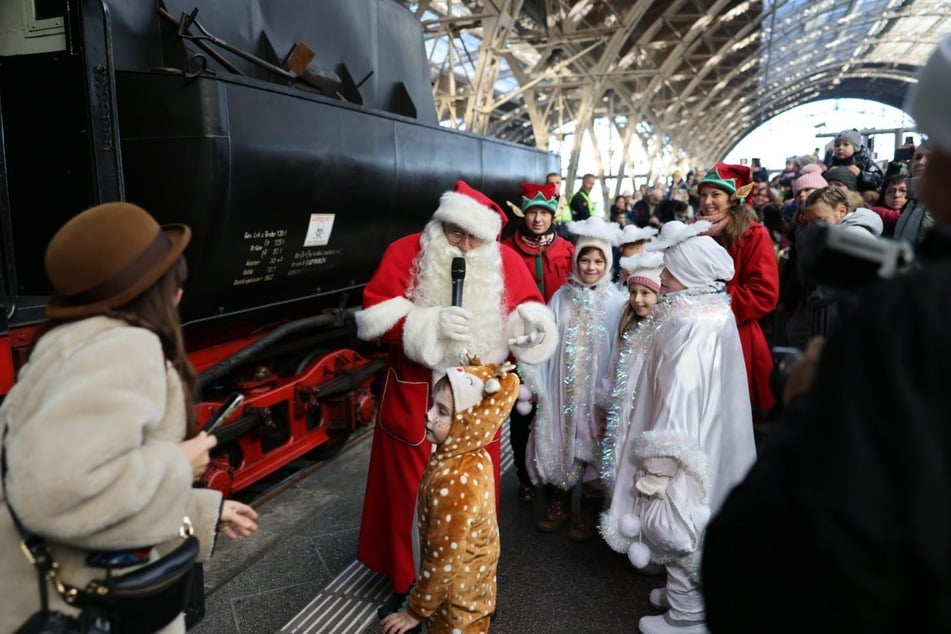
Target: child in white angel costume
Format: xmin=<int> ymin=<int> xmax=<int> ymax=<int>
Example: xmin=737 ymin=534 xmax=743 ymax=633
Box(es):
xmin=599 ymin=221 xmax=757 ymax=634
xmin=524 ymin=216 xmax=627 ymax=542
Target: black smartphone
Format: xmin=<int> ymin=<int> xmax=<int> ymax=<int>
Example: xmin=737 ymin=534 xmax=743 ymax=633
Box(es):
xmin=203 ymin=392 xmax=245 ymax=434
xmin=894 ymin=147 xmax=914 ymax=163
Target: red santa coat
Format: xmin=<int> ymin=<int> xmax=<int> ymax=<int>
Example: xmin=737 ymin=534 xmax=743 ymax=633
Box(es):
xmin=354 ymin=232 xmax=555 ymax=593
xmin=501 ymin=233 xmax=575 ymax=303
xmin=722 ymin=222 xmax=780 ymax=418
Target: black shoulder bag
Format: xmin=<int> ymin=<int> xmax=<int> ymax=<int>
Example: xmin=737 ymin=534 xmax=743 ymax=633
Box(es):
xmin=3 ymin=427 xmax=200 ymax=634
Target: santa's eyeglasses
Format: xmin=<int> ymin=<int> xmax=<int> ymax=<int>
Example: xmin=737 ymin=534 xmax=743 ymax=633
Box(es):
xmin=443 ymin=223 xmax=485 ymax=248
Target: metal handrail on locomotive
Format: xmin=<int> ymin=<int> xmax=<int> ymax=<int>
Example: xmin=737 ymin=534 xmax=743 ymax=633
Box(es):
xmin=0 ymin=0 xmax=559 ymax=496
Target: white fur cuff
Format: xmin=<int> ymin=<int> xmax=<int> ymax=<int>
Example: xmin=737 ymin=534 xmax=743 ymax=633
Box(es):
xmin=356 ymin=296 xmax=414 ymax=340
xmin=505 ymin=302 xmax=558 ymax=364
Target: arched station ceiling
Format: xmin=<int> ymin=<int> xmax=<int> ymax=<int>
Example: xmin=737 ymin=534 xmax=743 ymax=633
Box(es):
xmin=400 ymin=0 xmax=951 ymax=171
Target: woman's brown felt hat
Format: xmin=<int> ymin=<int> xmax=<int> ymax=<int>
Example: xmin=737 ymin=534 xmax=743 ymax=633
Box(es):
xmin=44 ymin=202 xmax=191 ymax=319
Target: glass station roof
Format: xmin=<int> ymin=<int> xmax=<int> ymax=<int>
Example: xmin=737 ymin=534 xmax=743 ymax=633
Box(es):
xmin=401 ymin=0 xmax=951 ymax=165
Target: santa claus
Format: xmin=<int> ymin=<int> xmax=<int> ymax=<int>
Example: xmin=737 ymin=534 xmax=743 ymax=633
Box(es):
xmin=355 ymin=180 xmax=558 ymax=602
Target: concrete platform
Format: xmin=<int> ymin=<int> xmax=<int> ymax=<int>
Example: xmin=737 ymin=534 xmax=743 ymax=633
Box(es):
xmin=191 ymin=426 xmax=664 ymax=633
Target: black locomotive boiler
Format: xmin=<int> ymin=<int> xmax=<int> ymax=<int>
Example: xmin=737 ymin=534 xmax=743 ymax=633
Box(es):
xmin=0 ymin=0 xmax=558 ymax=495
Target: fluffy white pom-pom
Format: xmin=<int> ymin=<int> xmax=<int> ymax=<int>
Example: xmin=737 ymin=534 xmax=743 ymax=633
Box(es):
xmin=484 ymin=378 xmax=501 ymax=394
xmin=515 ymin=400 xmax=533 ymax=416
xmin=618 ymin=513 xmax=641 ymax=539
xmin=518 ymin=385 xmax=533 ymax=401
xmin=628 ymin=541 xmax=651 ymax=569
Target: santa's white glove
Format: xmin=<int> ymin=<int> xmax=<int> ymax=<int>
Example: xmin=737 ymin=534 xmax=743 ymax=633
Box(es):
xmin=437 ymin=306 xmax=472 ymax=342
xmin=508 ymin=305 xmax=546 ymax=347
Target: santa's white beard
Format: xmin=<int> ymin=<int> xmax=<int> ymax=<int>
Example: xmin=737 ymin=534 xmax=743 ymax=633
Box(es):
xmin=409 ymin=221 xmax=507 ymax=366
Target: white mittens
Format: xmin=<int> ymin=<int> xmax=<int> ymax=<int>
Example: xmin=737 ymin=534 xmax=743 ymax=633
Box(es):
xmin=635 ymin=456 xmax=681 ymax=497
xmin=635 ymin=474 xmax=670 ymax=497
xmin=437 ymin=306 xmax=472 ymax=342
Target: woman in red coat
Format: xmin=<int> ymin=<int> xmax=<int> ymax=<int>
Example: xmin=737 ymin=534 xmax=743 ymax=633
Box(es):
xmin=501 ymin=182 xmax=574 ymax=502
xmin=696 ymin=163 xmax=780 ymax=419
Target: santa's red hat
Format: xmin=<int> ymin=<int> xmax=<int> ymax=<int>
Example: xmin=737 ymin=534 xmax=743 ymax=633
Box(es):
xmin=433 ymin=180 xmax=507 ymax=242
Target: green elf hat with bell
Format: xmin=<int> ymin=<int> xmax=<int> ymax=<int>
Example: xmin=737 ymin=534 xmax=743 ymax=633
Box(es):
xmin=699 ymin=163 xmax=755 ymax=202
xmin=509 ymin=182 xmax=558 ymax=218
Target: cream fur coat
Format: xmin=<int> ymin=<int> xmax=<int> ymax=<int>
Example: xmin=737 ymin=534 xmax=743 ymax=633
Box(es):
xmin=0 ymin=316 xmax=222 ymax=633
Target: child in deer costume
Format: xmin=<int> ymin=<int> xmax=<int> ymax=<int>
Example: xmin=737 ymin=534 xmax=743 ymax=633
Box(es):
xmin=380 ymin=362 xmax=520 ymax=634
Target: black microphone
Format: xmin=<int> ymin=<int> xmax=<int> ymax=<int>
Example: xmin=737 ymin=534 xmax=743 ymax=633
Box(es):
xmin=451 ymin=257 xmax=466 ymax=307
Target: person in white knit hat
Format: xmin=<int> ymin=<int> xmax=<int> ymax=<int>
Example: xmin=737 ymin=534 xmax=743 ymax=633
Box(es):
xmin=599 ymin=220 xmax=756 ymax=634
xmin=523 ymin=216 xmax=627 ymax=542
xmin=703 ymin=32 xmax=951 ymax=634
xmin=615 ymin=224 xmax=660 ymax=288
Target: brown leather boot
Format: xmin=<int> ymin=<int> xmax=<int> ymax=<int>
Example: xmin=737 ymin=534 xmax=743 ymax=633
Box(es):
xmin=568 ymin=494 xmax=604 ymax=542
xmin=535 ymin=487 xmax=572 ymax=532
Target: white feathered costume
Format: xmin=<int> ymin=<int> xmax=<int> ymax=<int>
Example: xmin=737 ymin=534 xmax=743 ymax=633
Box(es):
xmin=600 ymin=221 xmax=757 ymax=582
xmin=524 ymin=217 xmax=627 ymax=489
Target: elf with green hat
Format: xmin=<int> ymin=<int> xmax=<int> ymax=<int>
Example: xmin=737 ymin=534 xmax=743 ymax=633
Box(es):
xmin=502 ymin=182 xmax=575 ymax=503
xmin=696 ymin=162 xmax=780 ymax=422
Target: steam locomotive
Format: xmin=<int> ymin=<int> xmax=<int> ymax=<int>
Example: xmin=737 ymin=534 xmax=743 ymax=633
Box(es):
xmin=0 ymin=0 xmax=558 ymax=496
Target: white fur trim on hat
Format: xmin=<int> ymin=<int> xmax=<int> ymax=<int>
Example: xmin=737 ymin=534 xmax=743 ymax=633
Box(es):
xmin=619 ymin=224 xmax=658 ymax=245
xmin=907 ymin=35 xmax=951 ymax=155
xmin=619 ymin=251 xmax=664 ymax=274
xmin=620 ymin=251 xmax=664 ymax=292
xmin=567 ymin=216 xmax=621 ymax=245
xmin=645 ymin=220 xmax=711 ymax=252
xmin=355 ymin=296 xmax=414 ymax=340
xmin=432 ymin=190 xmax=502 ymax=242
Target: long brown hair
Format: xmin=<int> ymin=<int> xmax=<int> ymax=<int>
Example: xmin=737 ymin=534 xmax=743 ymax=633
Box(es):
xmin=718 ymin=198 xmax=759 ymax=250
xmin=617 ymin=303 xmax=645 ymax=339
xmin=106 ymin=256 xmax=198 ymax=436
xmin=34 ymin=256 xmax=197 ymax=434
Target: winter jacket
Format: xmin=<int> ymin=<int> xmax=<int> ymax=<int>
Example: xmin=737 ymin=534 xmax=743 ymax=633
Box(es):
xmin=0 ymin=316 xmax=222 ymax=634
xmin=406 ymin=366 xmax=519 ymax=633
xmin=839 ymin=207 xmax=883 ymax=237
xmin=502 ymin=232 xmax=574 ymax=303
xmin=831 ymin=146 xmax=883 ymax=193
xmin=721 ymin=222 xmax=780 ymax=417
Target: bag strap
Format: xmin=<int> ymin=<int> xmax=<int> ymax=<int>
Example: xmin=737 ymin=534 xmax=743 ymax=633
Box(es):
xmin=2 ymin=425 xmax=56 ymax=614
